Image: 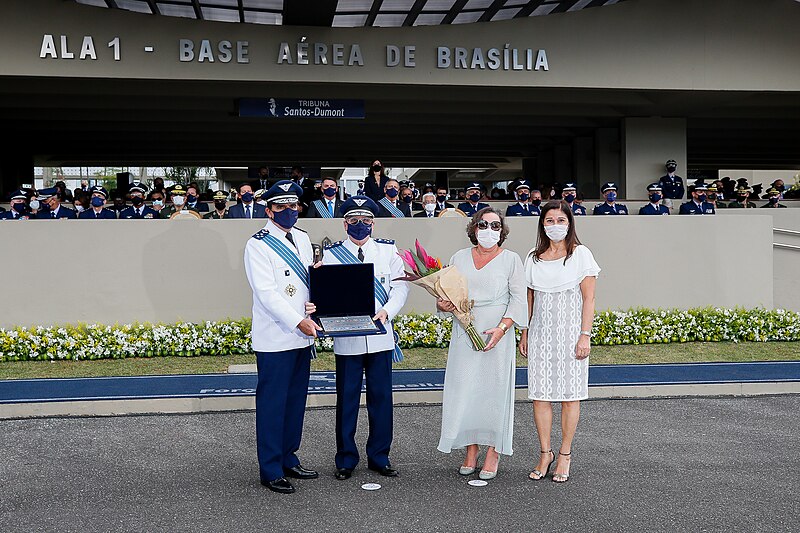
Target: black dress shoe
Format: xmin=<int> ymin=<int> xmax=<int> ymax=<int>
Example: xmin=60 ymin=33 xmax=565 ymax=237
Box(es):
xmin=368 ymin=464 xmax=399 ymax=477
xmin=283 ymin=464 xmax=319 ymax=480
xmin=261 ymin=477 xmax=295 ymax=494
xmin=335 ymin=467 xmax=353 ymax=480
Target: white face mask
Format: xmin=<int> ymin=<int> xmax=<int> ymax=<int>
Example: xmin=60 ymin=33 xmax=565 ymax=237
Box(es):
xmin=29 ymin=199 xmax=40 ymax=210
xmin=152 ymin=200 xmax=163 ymax=208
xmin=424 ymin=203 xmax=436 ymax=213
xmin=75 ymin=204 xmax=85 ymax=212
xmin=172 ymin=195 xmax=185 ymax=206
xmin=544 ymin=224 xmax=569 ymax=242
xmin=476 ymin=228 xmax=501 ymax=249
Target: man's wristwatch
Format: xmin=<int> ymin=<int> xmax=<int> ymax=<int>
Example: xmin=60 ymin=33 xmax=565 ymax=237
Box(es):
xmin=580 ymin=330 xmax=592 ymax=337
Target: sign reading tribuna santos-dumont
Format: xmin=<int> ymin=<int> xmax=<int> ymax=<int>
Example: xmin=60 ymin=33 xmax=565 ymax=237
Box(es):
xmin=38 ymin=35 xmax=550 ymax=72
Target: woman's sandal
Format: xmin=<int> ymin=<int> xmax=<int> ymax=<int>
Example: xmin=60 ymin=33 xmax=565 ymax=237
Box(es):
xmin=528 ymin=449 xmax=556 ymax=480
xmin=552 ymin=450 xmax=571 ymax=483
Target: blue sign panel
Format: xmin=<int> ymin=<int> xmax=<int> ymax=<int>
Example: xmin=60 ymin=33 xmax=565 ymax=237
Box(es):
xmin=238 ymin=98 xmax=365 ymax=119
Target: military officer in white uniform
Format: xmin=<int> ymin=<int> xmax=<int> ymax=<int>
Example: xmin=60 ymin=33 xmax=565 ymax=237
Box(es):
xmin=243 ymin=179 xmax=322 ymax=494
xmin=321 ymin=195 xmax=409 ymax=481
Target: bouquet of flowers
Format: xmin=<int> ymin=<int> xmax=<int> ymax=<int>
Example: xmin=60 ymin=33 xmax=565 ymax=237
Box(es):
xmin=396 ymin=240 xmax=487 ymax=351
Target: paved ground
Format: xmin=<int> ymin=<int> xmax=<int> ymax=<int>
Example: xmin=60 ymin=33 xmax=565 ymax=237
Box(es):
xmin=1 ymin=396 xmax=798 ymax=532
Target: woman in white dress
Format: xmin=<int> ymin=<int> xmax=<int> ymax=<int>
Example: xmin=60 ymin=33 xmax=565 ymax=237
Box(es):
xmin=436 ymin=207 xmax=527 ymax=480
xmin=520 ymin=200 xmax=600 ymax=483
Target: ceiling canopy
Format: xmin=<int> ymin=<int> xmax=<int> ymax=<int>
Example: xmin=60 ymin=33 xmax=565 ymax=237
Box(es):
xmin=74 ymin=0 xmax=626 ymax=27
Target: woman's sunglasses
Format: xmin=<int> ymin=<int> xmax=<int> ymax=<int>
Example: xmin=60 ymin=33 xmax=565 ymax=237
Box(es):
xmin=477 ymin=220 xmax=502 ymax=231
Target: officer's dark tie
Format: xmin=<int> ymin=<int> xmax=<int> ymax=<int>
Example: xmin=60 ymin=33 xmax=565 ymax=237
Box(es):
xmin=358 ymin=247 xmax=364 ymax=262
xmin=285 ymin=231 xmax=296 ymax=249
xmin=524 ymin=204 xmax=528 ymax=212
xmin=245 ymin=205 xmax=251 ymax=219
xmin=96 ymin=211 xmax=100 ymax=219
xmin=52 ymin=212 xmax=57 ymax=218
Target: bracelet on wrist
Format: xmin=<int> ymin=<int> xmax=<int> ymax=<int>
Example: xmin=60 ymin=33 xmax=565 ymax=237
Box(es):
xmin=580 ymin=330 xmax=592 ymax=337
xmin=498 ymin=322 xmax=509 ymax=332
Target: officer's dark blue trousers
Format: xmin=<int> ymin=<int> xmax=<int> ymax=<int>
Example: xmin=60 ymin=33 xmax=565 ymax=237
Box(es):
xmin=335 ymin=350 xmax=393 ymax=470
xmin=255 ymin=346 xmax=313 ymax=482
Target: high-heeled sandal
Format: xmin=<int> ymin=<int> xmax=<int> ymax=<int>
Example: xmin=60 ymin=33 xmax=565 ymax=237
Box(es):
xmin=459 ymin=449 xmax=480 ymax=475
xmin=479 ymin=451 xmax=500 ymax=480
xmin=552 ymin=450 xmax=571 ymax=483
xmin=528 ymin=449 xmax=555 ymax=480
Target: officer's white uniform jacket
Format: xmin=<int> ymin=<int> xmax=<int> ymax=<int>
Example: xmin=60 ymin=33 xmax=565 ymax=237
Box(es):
xmin=244 ymin=219 xmax=315 ymax=352
xmin=323 ymin=237 xmax=409 ymax=355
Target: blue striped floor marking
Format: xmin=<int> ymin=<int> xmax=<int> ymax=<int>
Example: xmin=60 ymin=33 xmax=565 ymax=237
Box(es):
xmin=0 ymin=361 xmax=798 ymax=404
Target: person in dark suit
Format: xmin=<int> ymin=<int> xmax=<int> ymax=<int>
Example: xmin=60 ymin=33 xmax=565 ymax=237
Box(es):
xmin=36 ymin=187 xmax=76 ymax=219
xmin=363 ymin=159 xmax=390 ymax=203
xmin=457 ymin=182 xmax=490 ymax=217
xmin=226 ymin=183 xmax=267 ymax=219
xmin=255 ymin=166 xmax=271 ymax=192
xmin=435 ymin=186 xmax=454 ymax=212
xmin=0 ymin=189 xmax=33 ymax=220
xmin=185 ymin=184 xmax=209 ymax=212
xmin=413 ymin=192 xmax=439 ymax=218
xmin=679 ymin=182 xmax=715 ymax=214
xmin=289 ymin=166 xmax=316 ymax=211
xmin=305 ymin=177 xmax=344 ymax=218
xmin=377 ymin=178 xmax=412 ymax=218
xmin=639 ymin=183 xmax=670 ymax=215
xmin=78 ymin=186 xmax=117 ymax=219
xmin=119 ymin=184 xmax=159 ymax=219
xmin=400 ymin=184 xmax=421 ymax=213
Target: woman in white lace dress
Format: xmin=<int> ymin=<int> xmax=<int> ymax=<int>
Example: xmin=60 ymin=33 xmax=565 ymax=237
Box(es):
xmin=520 ymin=200 xmax=600 ymax=483
xmin=436 ymin=207 xmax=527 ymax=481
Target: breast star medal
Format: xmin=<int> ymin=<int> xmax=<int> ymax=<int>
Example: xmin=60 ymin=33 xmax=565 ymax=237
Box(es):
xmin=285 ymin=284 xmax=297 ymax=297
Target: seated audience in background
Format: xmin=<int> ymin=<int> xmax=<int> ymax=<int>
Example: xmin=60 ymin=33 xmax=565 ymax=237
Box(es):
xmin=457 ymin=182 xmax=490 ymax=217
xmin=414 ymin=192 xmax=439 ymax=218
xmin=149 ymin=189 xmax=165 ymax=215
xmin=761 ymin=186 xmax=787 ymax=208
xmin=639 ymin=183 xmax=670 ymax=215
xmin=0 ymin=189 xmax=33 ymax=219
xmin=562 ymin=183 xmax=586 ymax=215
xmin=119 ymin=184 xmax=159 ymax=219
xmin=506 ymin=179 xmax=539 ymax=216
xmin=435 ymin=186 xmax=454 ymax=212
xmin=147 ymin=177 xmax=166 ymax=200
xmin=72 ymin=191 xmax=89 ymax=215
xmin=109 ymin=190 xmax=127 ymax=213
xmin=377 ymin=178 xmax=411 ymax=218
xmin=204 ymin=191 xmax=230 ymax=219
xmin=400 ymin=185 xmax=419 ymax=212
xmin=54 ymin=181 xmax=73 ymax=203
xmin=186 ymin=184 xmax=209 ymax=212
xmin=707 ymin=183 xmax=726 ymax=209
xmin=37 ymin=187 xmax=76 ymax=219
xmin=727 ymin=184 xmax=757 ymax=208
xmin=593 ymin=182 xmax=628 ymax=215
xmin=306 ymin=177 xmax=344 ymax=218
xmin=226 ymin=183 xmax=266 ymax=219
xmin=160 ymin=184 xmax=196 ymax=219
xmin=79 ymin=186 xmax=117 ymax=219
xmin=679 ymin=182 xmax=715 ymax=215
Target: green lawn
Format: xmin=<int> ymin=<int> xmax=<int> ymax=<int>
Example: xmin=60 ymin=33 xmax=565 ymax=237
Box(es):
xmin=1 ymin=341 xmax=798 ymax=380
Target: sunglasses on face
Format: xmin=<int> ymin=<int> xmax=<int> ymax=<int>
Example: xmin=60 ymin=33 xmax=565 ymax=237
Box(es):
xmin=346 ymin=217 xmax=374 ymax=226
xmin=477 ymin=220 xmax=502 ymax=231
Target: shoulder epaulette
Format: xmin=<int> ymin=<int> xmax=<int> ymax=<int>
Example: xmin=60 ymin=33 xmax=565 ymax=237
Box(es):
xmin=594 ymin=202 xmax=603 ymax=207
xmin=374 ymin=238 xmax=395 ymax=245
xmin=324 ymin=240 xmax=344 ymax=250
xmin=252 ymin=229 xmax=269 ymax=240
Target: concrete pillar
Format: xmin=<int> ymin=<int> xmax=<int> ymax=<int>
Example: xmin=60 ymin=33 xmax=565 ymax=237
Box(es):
xmin=623 ymin=117 xmax=687 ymax=200
xmin=595 ymin=128 xmax=620 ymax=199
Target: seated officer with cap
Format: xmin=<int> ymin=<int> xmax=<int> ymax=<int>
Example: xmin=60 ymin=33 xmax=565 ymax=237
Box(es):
xmin=0 ymin=189 xmax=33 ymax=220
xmin=561 ymin=183 xmax=586 ymax=215
xmin=204 ymin=191 xmax=231 ymax=219
xmin=679 ymin=182 xmax=715 ymax=214
xmin=78 ymin=186 xmax=117 ymax=219
xmin=457 ymin=182 xmax=490 ymax=217
xmin=505 ymin=179 xmax=540 ymax=216
xmin=638 ymin=183 xmax=670 ymax=215
xmin=727 ymin=184 xmax=757 ymax=208
xmin=160 ymin=184 xmax=197 ymax=219
xmin=243 ymin=179 xmax=322 ymax=495
xmin=761 ymin=186 xmax=787 ymax=208
xmin=706 ymin=182 xmax=726 ymax=210
xmin=119 ymin=185 xmax=159 ymax=219
xmin=593 ymin=182 xmax=628 ymax=215
xmin=320 ymin=195 xmax=409 ymax=481
xmin=36 ymin=187 xmax=76 ymax=219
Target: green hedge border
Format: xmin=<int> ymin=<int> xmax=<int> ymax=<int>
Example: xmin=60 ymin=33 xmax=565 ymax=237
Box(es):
xmin=1 ymin=307 xmax=798 ymax=362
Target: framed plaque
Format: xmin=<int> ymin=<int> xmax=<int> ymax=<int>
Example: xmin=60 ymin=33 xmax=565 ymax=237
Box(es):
xmin=309 ymin=263 xmax=387 ymax=338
